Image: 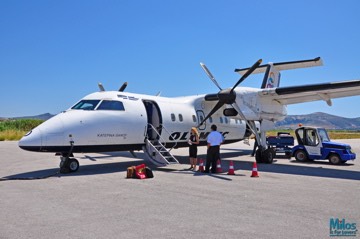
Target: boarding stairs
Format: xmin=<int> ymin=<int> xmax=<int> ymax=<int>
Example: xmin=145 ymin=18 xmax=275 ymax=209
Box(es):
xmin=142 ymin=124 xmax=179 ymax=166
xmin=243 ymin=137 xmax=250 ymax=146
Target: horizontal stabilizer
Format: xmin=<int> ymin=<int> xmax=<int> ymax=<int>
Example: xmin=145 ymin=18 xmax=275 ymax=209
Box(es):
xmin=235 ymin=57 xmax=323 ymax=75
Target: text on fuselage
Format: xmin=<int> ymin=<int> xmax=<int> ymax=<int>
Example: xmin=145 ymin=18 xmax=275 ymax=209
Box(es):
xmin=169 ymin=131 xmax=229 ymax=141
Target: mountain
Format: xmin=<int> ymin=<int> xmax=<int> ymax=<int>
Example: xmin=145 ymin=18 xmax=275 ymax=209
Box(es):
xmin=1 ymin=113 xmax=54 ymax=121
xmin=275 ymin=112 xmax=360 ymax=130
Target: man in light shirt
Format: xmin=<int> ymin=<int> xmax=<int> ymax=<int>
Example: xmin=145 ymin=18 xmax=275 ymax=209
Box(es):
xmin=204 ymin=124 xmax=224 ymax=173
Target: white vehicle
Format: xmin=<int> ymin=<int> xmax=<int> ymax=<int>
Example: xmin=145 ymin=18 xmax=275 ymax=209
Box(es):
xmin=19 ymin=57 xmax=360 ymax=173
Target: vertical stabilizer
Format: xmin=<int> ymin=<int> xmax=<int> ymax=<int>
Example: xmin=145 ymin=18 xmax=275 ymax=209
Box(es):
xmin=262 ymin=63 xmax=281 ymax=89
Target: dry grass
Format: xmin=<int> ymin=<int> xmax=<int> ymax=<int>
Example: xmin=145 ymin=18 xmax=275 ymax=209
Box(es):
xmin=0 ymin=130 xmax=28 ymax=141
xmin=327 ymin=131 xmax=360 ymax=139
xmin=0 ymin=119 xmax=43 ymax=141
xmin=267 ymin=129 xmax=360 ymax=139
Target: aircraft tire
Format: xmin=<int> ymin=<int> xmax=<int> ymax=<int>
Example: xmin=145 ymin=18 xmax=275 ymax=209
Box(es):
xmin=262 ymin=148 xmax=274 ymax=164
xmin=294 ymin=150 xmax=308 ymax=162
xmin=68 ymin=158 xmax=79 ymax=172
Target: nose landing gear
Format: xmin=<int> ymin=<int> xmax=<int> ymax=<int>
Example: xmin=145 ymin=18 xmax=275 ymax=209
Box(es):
xmin=60 ymin=157 xmax=79 ymax=173
xmin=59 ymin=140 xmax=80 ymax=173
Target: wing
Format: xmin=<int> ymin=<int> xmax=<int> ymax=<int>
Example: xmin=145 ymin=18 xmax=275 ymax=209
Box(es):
xmin=259 ymin=80 xmax=360 ymax=106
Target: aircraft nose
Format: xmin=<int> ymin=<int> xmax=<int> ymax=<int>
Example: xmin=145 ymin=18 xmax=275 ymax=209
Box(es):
xmin=18 ymin=127 xmax=43 ymax=151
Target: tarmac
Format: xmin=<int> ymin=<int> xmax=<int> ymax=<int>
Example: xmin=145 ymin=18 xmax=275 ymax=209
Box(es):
xmin=0 ymin=139 xmax=359 ymax=239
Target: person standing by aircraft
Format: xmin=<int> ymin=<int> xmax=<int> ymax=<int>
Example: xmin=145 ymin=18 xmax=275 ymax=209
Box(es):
xmin=204 ymin=124 xmax=224 ymax=173
xmin=188 ymin=127 xmax=200 ymax=171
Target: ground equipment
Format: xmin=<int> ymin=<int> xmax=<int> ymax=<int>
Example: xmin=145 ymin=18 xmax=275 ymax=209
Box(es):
xmin=292 ymin=126 xmax=356 ymax=164
xmin=266 ymin=132 xmax=294 ymax=158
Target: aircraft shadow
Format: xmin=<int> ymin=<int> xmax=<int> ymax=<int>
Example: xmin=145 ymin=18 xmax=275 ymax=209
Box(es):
xmin=175 ymin=151 xmax=360 ymax=181
xmin=254 ymin=161 xmax=360 ymax=181
xmin=1 ymin=151 xmax=358 ymax=181
xmin=0 ymin=159 xmax=146 ymax=180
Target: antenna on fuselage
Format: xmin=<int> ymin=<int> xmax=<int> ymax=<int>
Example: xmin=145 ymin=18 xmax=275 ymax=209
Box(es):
xmin=98 ymin=83 xmax=105 ymax=91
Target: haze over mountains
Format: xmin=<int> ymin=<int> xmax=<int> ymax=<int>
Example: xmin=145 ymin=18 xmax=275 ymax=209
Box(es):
xmin=274 ymin=112 xmax=360 ymax=130
xmin=1 ymin=112 xmax=360 ymax=130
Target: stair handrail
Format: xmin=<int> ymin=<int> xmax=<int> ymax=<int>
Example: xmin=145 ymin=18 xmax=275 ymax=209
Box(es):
xmin=157 ymin=124 xmax=179 ymax=151
xmin=145 ymin=123 xmax=178 ymax=151
xmin=143 ymin=138 xmax=168 ymax=166
xmin=145 ymin=123 xmax=166 ymax=147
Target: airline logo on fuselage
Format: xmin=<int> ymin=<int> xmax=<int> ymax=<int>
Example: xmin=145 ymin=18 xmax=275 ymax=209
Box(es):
xmin=169 ymin=131 xmax=229 ymax=141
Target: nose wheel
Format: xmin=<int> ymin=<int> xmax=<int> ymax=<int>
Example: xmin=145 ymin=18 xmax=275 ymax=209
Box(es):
xmin=60 ymin=157 xmax=79 ymax=173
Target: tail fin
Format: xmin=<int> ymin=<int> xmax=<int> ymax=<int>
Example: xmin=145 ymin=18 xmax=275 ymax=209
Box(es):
xmin=263 ymin=64 xmax=281 ymax=88
xmin=235 ymin=57 xmax=323 ymax=89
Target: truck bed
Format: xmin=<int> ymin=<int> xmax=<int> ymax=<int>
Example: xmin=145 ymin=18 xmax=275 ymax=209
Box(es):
xmin=267 ymin=135 xmax=294 ymax=147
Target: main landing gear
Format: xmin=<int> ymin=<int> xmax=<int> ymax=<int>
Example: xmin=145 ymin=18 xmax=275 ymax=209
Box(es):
xmin=59 ymin=140 xmax=80 ymax=173
xmin=255 ymin=147 xmax=275 ymax=164
xmin=249 ymin=120 xmax=275 ymax=164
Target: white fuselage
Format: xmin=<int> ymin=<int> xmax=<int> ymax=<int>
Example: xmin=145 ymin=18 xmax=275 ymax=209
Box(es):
xmin=19 ymin=90 xmax=251 ymax=153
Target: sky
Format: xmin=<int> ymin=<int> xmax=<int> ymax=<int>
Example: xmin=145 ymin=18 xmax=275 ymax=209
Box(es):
xmin=1 ymin=0 xmax=360 ymax=118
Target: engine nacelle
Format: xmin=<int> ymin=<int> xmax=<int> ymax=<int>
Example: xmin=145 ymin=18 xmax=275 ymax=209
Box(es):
xmin=223 ymin=108 xmax=238 ymax=116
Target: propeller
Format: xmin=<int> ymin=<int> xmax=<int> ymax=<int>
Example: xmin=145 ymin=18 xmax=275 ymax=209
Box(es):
xmin=98 ymin=83 xmax=105 ymax=92
xmin=119 ymin=82 xmax=128 ymax=92
xmin=197 ymin=59 xmax=262 ymax=127
xmin=97 ymin=82 xmax=128 ymax=92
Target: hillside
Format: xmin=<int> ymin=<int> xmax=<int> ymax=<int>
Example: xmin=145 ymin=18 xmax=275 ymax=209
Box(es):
xmin=0 ymin=113 xmax=54 ymax=121
xmin=275 ymin=112 xmax=360 ymax=130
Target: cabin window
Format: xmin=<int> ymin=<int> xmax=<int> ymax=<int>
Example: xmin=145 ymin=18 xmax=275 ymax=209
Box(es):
xmin=220 ymin=117 xmax=223 ymax=124
xmin=209 ymin=117 xmax=213 ymax=123
xmin=192 ymin=115 xmax=197 ymax=123
xmin=178 ymin=114 xmax=183 ymax=122
xmin=171 ymin=113 xmax=176 ymax=122
xmin=224 ymin=117 xmax=228 ymax=124
xmin=199 ymin=115 xmax=204 ymax=123
xmin=97 ymin=100 xmax=125 ymax=111
xmin=71 ymin=100 xmax=100 ymax=110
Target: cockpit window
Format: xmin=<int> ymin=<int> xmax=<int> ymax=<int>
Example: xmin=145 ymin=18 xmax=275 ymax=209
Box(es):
xmin=71 ymin=100 xmax=100 ymax=110
xmin=97 ymin=100 xmax=125 ymax=111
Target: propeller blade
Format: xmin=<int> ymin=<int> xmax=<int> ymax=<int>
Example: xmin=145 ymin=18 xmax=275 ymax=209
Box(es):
xmin=200 ymin=62 xmax=222 ymax=90
xmin=231 ymin=59 xmax=262 ymax=93
xmin=119 ymin=82 xmax=128 ymax=92
xmin=98 ymin=83 xmax=105 ymax=92
xmin=198 ymin=101 xmax=224 ymax=127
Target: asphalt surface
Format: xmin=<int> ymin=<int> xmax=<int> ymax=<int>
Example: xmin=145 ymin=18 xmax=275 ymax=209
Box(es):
xmin=0 ymin=139 xmax=359 ymax=239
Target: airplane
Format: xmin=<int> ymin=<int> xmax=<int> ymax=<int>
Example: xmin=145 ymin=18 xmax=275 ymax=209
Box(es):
xmin=18 ymin=57 xmax=360 ymax=173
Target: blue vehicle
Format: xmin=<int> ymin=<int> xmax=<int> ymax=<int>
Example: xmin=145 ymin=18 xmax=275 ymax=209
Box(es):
xmin=267 ymin=132 xmax=294 ymax=158
xmin=292 ymin=126 xmax=356 ymax=164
